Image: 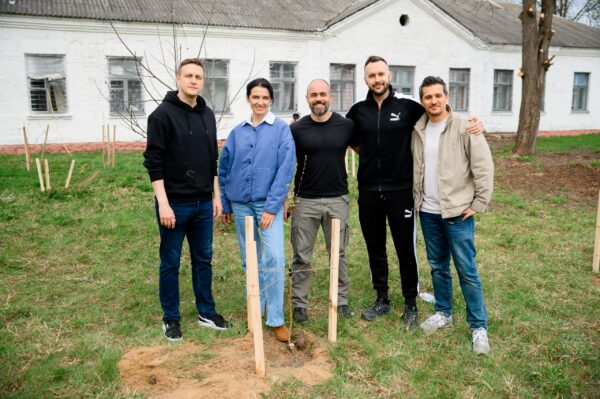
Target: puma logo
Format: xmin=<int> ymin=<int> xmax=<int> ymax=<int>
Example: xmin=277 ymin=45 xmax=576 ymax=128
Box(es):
xmin=390 ymin=112 xmax=401 ymax=121
xmin=404 ymin=209 xmax=412 ymax=218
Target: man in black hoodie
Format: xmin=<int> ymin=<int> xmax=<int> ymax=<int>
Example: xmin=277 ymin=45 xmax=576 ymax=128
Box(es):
xmin=144 ymin=58 xmax=229 ymax=342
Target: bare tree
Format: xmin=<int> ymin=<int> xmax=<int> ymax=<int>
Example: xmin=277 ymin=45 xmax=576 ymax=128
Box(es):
xmin=556 ymin=0 xmax=600 ymax=26
xmin=513 ymin=0 xmax=555 ymax=156
xmin=99 ymin=1 xmax=258 ymax=138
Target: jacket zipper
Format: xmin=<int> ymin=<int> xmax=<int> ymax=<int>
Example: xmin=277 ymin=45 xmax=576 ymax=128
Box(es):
xmin=377 ymin=107 xmax=382 ymax=192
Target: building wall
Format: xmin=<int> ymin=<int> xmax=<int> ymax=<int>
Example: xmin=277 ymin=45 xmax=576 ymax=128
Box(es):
xmin=0 ymin=0 xmax=598 ymax=145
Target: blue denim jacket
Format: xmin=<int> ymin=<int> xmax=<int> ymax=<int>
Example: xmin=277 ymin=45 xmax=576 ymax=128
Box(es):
xmin=219 ymin=112 xmax=296 ymax=215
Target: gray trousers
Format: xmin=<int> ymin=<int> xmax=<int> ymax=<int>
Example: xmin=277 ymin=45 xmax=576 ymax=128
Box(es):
xmin=290 ymin=195 xmax=350 ymax=308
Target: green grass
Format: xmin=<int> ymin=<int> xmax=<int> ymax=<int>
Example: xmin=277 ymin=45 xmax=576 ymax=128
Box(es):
xmin=534 ymin=133 xmax=600 ymax=153
xmin=1 ymin=143 xmax=599 ymax=398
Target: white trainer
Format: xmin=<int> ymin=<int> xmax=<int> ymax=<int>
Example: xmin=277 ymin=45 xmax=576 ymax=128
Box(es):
xmin=420 ymin=312 xmax=452 ymax=333
xmin=472 ymin=327 xmax=491 ymax=355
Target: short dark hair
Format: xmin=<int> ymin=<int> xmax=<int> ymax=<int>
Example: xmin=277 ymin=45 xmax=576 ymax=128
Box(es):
xmin=419 ymin=76 xmax=448 ymax=99
xmin=246 ymin=78 xmax=274 ymax=100
xmin=364 ymin=55 xmax=388 ymax=68
xmin=177 ymin=58 xmax=204 ymax=74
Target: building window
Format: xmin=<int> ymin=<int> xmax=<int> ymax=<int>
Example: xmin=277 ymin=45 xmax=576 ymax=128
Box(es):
xmin=330 ymin=64 xmax=355 ymax=112
xmin=493 ymin=69 xmax=513 ymax=112
xmin=269 ymin=62 xmax=297 ymax=113
xmin=108 ymin=57 xmax=144 ymax=115
xmin=572 ymin=72 xmax=589 ymax=112
xmin=26 ymin=55 xmax=68 ymax=114
xmin=390 ymin=65 xmax=415 ymax=95
xmin=204 ymin=59 xmax=229 ymax=112
xmin=449 ymin=68 xmax=470 ymax=112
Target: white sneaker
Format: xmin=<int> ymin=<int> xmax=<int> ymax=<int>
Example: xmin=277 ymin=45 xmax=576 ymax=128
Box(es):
xmin=472 ymin=327 xmax=491 ymax=355
xmin=420 ymin=312 xmax=452 ymax=333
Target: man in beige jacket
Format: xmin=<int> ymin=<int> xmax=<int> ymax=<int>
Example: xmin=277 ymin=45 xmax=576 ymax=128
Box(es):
xmin=411 ymin=76 xmax=494 ymax=355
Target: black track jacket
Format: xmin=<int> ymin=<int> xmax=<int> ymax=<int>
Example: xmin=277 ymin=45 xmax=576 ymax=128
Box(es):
xmin=347 ymin=87 xmax=424 ymax=192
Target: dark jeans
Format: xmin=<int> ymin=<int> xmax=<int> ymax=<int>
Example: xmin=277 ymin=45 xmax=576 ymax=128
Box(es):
xmin=358 ymin=189 xmax=419 ymax=300
xmin=156 ymin=200 xmax=217 ymax=321
xmin=419 ymin=211 xmax=487 ymax=329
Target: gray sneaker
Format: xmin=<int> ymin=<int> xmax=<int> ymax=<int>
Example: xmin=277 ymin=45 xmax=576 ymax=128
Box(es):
xmin=420 ymin=312 xmax=453 ymax=333
xmin=472 ymin=327 xmax=491 ymax=355
xmin=361 ymin=298 xmax=390 ymax=321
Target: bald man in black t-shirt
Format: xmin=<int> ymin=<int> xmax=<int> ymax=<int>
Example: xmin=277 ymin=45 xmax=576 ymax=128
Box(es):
xmin=289 ymin=79 xmax=355 ymax=323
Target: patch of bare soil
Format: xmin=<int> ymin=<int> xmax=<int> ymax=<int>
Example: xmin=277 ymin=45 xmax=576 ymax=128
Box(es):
xmin=118 ymin=331 xmax=333 ymax=398
xmin=492 ymin=146 xmax=600 ymax=207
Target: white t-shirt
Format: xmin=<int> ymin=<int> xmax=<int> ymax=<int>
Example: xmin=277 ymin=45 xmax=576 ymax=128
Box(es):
xmin=420 ymin=117 xmax=447 ymax=214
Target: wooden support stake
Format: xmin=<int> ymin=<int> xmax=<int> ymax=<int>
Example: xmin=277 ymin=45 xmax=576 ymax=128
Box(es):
xmin=40 ymin=124 xmax=49 ymax=164
xmin=112 ymin=124 xmax=116 ymax=167
xmin=65 ymin=160 xmax=76 ymax=189
xmin=344 ymin=149 xmax=349 ymax=173
xmin=35 ymin=158 xmax=45 ymax=192
xmin=593 ymin=190 xmax=600 ymax=273
xmin=23 ymin=126 xmax=31 ymax=171
xmin=351 ymin=150 xmax=356 ymax=178
xmin=246 ymin=239 xmax=266 ymax=376
xmin=245 ymin=216 xmax=255 ymax=332
xmin=102 ymin=124 xmax=106 ymax=167
xmin=44 ymin=158 xmax=51 ymax=191
xmin=328 ymin=218 xmax=340 ymax=343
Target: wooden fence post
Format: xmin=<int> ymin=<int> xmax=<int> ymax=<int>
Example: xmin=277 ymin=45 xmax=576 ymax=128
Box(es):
xmin=112 ymin=124 xmax=116 ymax=167
xmin=246 ymin=235 xmax=266 ymax=376
xmin=593 ymin=190 xmax=600 ymax=273
xmin=44 ymin=158 xmax=51 ymax=191
xmin=35 ymin=158 xmax=45 ymax=192
xmin=65 ymin=160 xmax=76 ymax=189
xmin=328 ymin=218 xmax=340 ymax=343
xmin=23 ymin=126 xmax=31 ymax=171
xmin=245 ymin=216 xmax=255 ymax=332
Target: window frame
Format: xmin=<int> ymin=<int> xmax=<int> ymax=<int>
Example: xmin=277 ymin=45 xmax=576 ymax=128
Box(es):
xmin=107 ymin=56 xmax=144 ymax=116
xmin=493 ymin=69 xmax=513 ymax=112
xmin=571 ymin=72 xmax=589 ymax=112
xmin=329 ymin=63 xmax=356 ymax=113
xmin=389 ymin=65 xmax=415 ymax=96
xmin=449 ymin=68 xmax=470 ymax=112
xmin=203 ymin=59 xmax=230 ymax=113
xmin=26 ymin=54 xmax=68 ymax=114
xmin=269 ymin=62 xmax=297 ymax=113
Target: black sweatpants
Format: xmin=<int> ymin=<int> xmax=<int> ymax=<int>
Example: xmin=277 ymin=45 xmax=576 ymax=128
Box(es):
xmin=358 ymin=189 xmax=419 ymax=301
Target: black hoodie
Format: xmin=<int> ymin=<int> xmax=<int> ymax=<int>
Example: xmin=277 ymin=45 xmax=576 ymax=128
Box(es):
xmin=143 ymin=91 xmax=218 ymax=202
xmin=347 ymin=87 xmax=424 ymax=192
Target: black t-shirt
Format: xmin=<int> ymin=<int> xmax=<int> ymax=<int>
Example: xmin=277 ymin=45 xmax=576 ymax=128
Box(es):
xmin=290 ymin=112 xmax=354 ymax=198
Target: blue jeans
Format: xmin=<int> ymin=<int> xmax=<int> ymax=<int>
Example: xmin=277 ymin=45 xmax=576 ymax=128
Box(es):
xmin=231 ymin=201 xmax=285 ymax=327
xmin=419 ymin=212 xmax=487 ymax=329
xmin=156 ymin=200 xmax=217 ymax=322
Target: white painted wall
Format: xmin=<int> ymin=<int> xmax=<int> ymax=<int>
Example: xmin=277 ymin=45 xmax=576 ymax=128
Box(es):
xmin=0 ymin=0 xmax=598 ymax=145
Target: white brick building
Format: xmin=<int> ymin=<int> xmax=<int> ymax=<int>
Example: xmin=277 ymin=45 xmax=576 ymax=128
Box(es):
xmin=1 ymin=0 xmax=599 ymax=144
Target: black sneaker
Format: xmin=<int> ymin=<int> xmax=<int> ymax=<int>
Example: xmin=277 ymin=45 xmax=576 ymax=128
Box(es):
xmin=198 ymin=313 xmax=230 ymax=331
xmin=338 ymin=305 xmax=353 ymax=318
xmin=401 ymin=305 xmax=418 ymax=330
xmin=293 ymin=307 xmax=309 ymax=323
xmin=361 ymin=298 xmax=390 ymax=321
xmin=162 ymin=320 xmax=182 ymax=342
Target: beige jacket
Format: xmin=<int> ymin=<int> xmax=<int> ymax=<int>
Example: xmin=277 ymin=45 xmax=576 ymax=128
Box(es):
xmin=411 ymin=107 xmax=494 ymax=219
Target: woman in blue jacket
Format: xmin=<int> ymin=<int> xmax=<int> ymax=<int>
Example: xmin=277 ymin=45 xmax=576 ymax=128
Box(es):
xmin=219 ymin=78 xmax=295 ymax=342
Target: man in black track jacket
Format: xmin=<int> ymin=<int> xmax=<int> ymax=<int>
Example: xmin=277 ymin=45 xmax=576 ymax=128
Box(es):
xmin=347 ymin=56 xmax=482 ymax=330
xmin=143 ymin=58 xmax=229 ymax=342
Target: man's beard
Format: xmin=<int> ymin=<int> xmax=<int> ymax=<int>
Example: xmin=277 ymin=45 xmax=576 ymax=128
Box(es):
xmin=310 ymin=102 xmax=329 ymax=116
xmin=370 ymin=82 xmax=389 ymax=96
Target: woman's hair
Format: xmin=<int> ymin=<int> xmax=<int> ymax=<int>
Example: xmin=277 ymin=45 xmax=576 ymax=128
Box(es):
xmin=246 ymin=78 xmax=274 ymax=99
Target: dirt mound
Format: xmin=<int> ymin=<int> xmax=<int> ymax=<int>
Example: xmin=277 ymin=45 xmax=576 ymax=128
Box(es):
xmin=118 ymin=331 xmax=333 ymax=398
